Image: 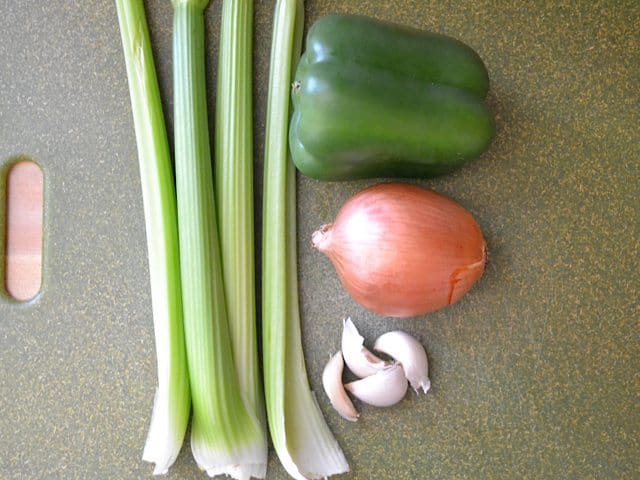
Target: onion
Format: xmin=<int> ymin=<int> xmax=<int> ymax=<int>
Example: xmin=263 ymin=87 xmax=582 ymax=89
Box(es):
xmin=312 ymin=182 xmax=487 ymax=318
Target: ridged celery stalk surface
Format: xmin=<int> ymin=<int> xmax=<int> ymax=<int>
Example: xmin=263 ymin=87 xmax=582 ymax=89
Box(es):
xmin=215 ymin=0 xmax=266 ymax=443
xmin=115 ymin=0 xmax=190 ymax=474
xmin=262 ymin=1 xmax=349 ymax=478
xmin=171 ymin=0 xmax=266 ymax=478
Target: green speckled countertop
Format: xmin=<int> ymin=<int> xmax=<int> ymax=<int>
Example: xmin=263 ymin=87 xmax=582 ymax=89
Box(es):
xmin=1 ymin=1 xmax=638 ymax=479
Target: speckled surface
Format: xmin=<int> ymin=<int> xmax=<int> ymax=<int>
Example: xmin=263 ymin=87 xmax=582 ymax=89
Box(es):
xmin=1 ymin=1 xmax=638 ymax=479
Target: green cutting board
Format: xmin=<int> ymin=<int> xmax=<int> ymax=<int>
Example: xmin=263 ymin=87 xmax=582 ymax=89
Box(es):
xmin=1 ymin=1 xmax=638 ymax=479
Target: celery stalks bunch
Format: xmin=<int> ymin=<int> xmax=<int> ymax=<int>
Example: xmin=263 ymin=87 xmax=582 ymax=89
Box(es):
xmin=171 ymin=0 xmax=266 ymax=478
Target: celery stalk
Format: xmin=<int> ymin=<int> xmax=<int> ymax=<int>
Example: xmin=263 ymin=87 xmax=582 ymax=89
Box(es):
xmin=115 ymin=0 xmax=190 ymax=474
xmin=215 ymin=0 xmax=266 ymax=439
xmin=171 ymin=0 xmax=266 ymax=478
xmin=262 ymin=1 xmax=349 ymax=478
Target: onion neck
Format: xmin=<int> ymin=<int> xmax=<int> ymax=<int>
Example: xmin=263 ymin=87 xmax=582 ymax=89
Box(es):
xmin=312 ymin=224 xmax=333 ymax=252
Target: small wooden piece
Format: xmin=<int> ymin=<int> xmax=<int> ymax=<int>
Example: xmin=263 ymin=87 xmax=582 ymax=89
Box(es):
xmin=5 ymin=160 xmax=44 ymax=301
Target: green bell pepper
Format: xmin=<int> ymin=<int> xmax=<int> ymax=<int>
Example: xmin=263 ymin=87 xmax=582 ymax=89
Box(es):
xmin=289 ymin=14 xmax=495 ymax=181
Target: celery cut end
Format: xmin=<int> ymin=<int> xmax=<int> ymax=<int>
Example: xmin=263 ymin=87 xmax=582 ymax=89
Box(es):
xmin=191 ymin=432 xmax=267 ymax=479
xmin=141 ymin=388 xmax=185 ymax=475
xmin=205 ymin=463 xmax=267 ymax=480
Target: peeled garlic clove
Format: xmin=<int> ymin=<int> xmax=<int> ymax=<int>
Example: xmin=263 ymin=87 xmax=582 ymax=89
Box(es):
xmin=322 ymin=352 xmax=359 ymax=422
xmin=374 ymin=331 xmax=431 ymax=394
xmin=341 ymin=317 xmax=389 ymax=378
xmin=344 ymin=364 xmax=408 ymax=407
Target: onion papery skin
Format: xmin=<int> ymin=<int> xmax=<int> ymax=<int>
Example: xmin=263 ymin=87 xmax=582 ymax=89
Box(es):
xmin=313 ymin=183 xmax=487 ymax=318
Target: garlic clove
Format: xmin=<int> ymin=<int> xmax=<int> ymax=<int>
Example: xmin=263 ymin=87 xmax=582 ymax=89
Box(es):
xmin=322 ymin=352 xmax=359 ymax=422
xmin=373 ymin=331 xmax=431 ymax=394
xmin=341 ymin=317 xmax=389 ymax=378
xmin=344 ymin=364 xmax=408 ymax=407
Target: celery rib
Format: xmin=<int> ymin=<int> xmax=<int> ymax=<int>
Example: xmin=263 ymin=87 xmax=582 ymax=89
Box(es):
xmin=171 ymin=0 xmax=266 ymax=478
xmin=262 ymin=1 xmax=349 ymax=478
xmin=115 ymin=0 xmax=190 ymax=474
xmin=215 ymin=0 xmax=266 ymax=435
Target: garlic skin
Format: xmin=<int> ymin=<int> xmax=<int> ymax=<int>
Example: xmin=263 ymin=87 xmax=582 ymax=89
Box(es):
xmin=322 ymin=352 xmax=359 ymax=422
xmin=374 ymin=331 xmax=431 ymax=394
xmin=344 ymin=364 xmax=408 ymax=407
xmin=312 ymin=182 xmax=487 ymax=318
xmin=341 ymin=318 xmax=389 ymax=378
